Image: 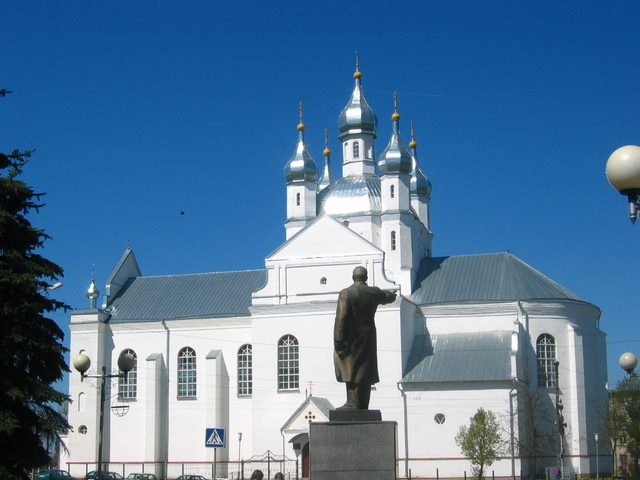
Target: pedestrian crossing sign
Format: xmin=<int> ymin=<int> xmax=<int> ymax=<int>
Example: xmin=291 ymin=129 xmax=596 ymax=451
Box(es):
xmin=205 ymin=428 xmax=225 ymax=448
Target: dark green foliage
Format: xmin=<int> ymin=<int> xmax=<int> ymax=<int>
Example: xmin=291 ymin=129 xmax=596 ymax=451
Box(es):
xmin=610 ymin=376 xmax=640 ymax=480
xmin=0 ymin=94 xmax=71 ymax=480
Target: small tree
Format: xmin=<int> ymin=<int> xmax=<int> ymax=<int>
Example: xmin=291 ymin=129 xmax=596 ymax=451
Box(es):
xmin=507 ymin=382 xmax=557 ymax=478
xmin=0 ymin=89 xmax=71 ymax=480
xmin=456 ymin=408 xmax=502 ymax=480
xmin=609 ymin=376 xmax=640 ymax=480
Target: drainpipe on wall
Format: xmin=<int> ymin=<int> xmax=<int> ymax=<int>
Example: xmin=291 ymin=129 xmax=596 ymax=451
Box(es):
xmin=397 ymin=382 xmax=409 ymax=479
xmin=509 ymin=384 xmax=517 ymax=480
xmin=162 ymin=320 xmax=170 ymax=476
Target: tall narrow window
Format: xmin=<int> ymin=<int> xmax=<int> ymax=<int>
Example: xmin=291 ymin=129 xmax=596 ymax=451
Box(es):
xmin=178 ymin=347 xmax=197 ymax=398
xmin=296 ymin=192 xmax=301 ymax=206
xmin=353 ymin=142 xmax=360 ymax=158
xmin=238 ymin=344 xmax=252 ymax=396
xmin=537 ymin=334 xmax=557 ymax=387
xmin=278 ymin=335 xmax=299 ymax=391
xmin=390 ymin=185 xmax=395 ymax=198
xmin=118 ymin=349 xmax=137 ymax=399
xmin=391 ymin=231 xmax=397 ymax=250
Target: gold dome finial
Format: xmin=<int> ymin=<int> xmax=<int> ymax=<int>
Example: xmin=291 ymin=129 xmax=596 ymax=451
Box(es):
xmin=323 ymin=128 xmax=331 ymax=156
xmin=409 ymin=120 xmax=417 ymax=149
xmin=391 ymin=91 xmax=400 ymax=121
xmin=297 ymin=101 xmax=305 ymax=131
xmin=354 ymin=51 xmax=362 ymax=79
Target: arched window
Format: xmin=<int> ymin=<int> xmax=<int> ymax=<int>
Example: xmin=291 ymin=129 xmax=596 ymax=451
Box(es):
xmin=118 ymin=349 xmax=137 ymax=399
xmin=391 ymin=231 xmax=397 ymax=250
xmin=353 ymin=142 xmax=360 ymax=159
xmin=178 ymin=347 xmax=197 ymax=398
xmin=537 ymin=334 xmax=557 ymax=388
xmin=238 ymin=344 xmax=252 ymax=396
xmin=278 ymin=335 xmax=299 ymax=391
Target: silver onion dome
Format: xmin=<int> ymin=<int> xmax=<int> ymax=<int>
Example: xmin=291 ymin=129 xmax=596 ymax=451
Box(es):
xmin=87 ymin=279 xmax=99 ymax=300
xmin=318 ymin=132 xmax=336 ymax=192
xmin=378 ymin=102 xmax=412 ymax=175
xmin=337 ymin=69 xmax=378 ymax=140
xmin=409 ymin=131 xmax=432 ymax=197
xmin=87 ymin=279 xmax=100 ymax=308
xmin=284 ymin=122 xmax=317 ymax=184
xmin=318 ymin=174 xmax=381 ymax=216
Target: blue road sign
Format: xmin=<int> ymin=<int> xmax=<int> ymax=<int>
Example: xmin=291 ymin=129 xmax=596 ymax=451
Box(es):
xmin=205 ymin=428 xmax=225 ymax=448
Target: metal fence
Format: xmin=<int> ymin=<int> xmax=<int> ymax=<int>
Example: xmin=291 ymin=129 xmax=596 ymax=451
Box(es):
xmin=67 ymin=451 xmax=299 ymax=480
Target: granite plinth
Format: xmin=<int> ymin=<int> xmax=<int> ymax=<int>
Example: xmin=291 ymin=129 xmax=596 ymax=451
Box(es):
xmin=310 ymin=419 xmax=397 ymax=480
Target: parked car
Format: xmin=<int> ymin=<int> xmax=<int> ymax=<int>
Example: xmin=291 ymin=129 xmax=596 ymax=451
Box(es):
xmin=83 ymin=472 xmax=124 ymax=480
xmin=175 ymin=476 xmax=207 ymax=480
xmin=125 ymin=474 xmax=157 ymax=480
xmin=36 ymin=470 xmax=74 ymax=480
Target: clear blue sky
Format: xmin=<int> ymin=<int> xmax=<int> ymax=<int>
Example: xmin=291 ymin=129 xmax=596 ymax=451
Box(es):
xmin=3 ymin=1 xmax=640 ymax=389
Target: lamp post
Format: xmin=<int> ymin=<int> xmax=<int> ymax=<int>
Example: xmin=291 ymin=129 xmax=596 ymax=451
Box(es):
xmin=606 ymin=145 xmax=640 ymax=223
xmin=238 ymin=432 xmax=243 ymax=479
xmin=554 ymin=361 xmax=566 ymax=477
xmin=73 ymin=352 xmax=134 ymax=474
xmin=595 ymin=433 xmax=599 ymax=480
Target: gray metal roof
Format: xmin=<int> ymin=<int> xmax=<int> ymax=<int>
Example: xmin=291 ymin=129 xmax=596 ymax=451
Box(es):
xmin=106 ymin=270 xmax=266 ymax=321
xmin=402 ymin=330 xmax=513 ymax=383
xmin=410 ymin=252 xmax=587 ymax=305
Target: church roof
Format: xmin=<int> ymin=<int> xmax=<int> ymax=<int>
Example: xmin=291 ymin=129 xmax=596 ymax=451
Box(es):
xmin=410 ymin=252 xmax=588 ymax=305
xmin=100 ymin=253 xmax=588 ymax=322
xmin=402 ymin=330 xmax=513 ymax=383
xmin=106 ymin=270 xmax=266 ymax=321
xmin=281 ymin=396 xmax=335 ymax=432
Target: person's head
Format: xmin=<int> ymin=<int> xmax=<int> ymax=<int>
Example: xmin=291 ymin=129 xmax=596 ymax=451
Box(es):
xmin=250 ymin=470 xmax=264 ymax=480
xmin=352 ymin=266 xmax=368 ymax=283
xmin=274 ymin=473 xmax=284 ymax=480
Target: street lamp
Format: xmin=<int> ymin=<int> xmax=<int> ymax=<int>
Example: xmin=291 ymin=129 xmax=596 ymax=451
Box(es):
xmin=595 ymin=433 xmax=599 ymax=480
xmin=554 ymin=361 xmax=566 ymax=476
xmin=619 ymin=352 xmax=639 ymax=378
xmin=606 ymin=145 xmax=640 ymax=223
xmin=238 ymin=432 xmax=243 ymax=480
xmin=73 ymin=352 xmax=135 ymax=474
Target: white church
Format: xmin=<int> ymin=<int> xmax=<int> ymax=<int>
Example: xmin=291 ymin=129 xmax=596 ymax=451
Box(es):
xmin=62 ymin=64 xmax=608 ymax=480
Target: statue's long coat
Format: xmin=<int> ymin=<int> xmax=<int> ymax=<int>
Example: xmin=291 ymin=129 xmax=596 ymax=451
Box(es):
xmin=333 ymin=281 xmax=396 ymax=385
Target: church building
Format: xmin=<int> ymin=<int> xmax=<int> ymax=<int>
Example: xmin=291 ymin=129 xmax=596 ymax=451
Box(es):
xmin=62 ymin=64 xmax=608 ymax=480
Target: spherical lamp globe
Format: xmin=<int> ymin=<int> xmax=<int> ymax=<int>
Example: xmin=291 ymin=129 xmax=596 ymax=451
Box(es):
xmin=606 ymin=145 xmax=640 ymax=193
xmin=117 ymin=352 xmax=135 ymax=373
xmin=73 ymin=353 xmax=91 ymax=374
xmin=619 ymin=352 xmax=638 ymax=374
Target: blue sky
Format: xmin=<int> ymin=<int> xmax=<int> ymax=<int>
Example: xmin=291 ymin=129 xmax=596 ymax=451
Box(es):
xmin=3 ymin=1 xmax=640 ymax=389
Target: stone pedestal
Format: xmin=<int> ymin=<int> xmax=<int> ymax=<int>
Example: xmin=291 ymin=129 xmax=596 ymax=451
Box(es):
xmin=309 ymin=410 xmax=397 ymax=480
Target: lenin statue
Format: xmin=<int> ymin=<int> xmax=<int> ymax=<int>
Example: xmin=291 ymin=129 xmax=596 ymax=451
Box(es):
xmin=333 ymin=266 xmax=397 ymax=410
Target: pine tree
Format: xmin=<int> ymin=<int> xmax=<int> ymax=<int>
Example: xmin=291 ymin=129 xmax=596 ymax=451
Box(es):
xmin=0 ymin=89 xmax=71 ymax=480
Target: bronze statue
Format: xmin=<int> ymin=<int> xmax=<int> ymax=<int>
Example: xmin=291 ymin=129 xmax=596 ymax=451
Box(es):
xmin=333 ymin=266 xmax=397 ymax=410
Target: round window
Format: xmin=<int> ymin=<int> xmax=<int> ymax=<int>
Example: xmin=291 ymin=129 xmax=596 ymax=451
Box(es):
xmin=434 ymin=413 xmax=446 ymax=424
